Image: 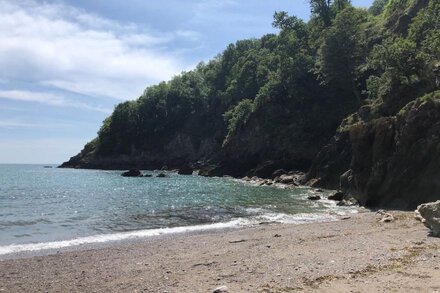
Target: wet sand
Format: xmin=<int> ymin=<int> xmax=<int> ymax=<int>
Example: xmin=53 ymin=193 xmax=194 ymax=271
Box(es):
xmin=0 ymin=211 xmax=439 ymax=292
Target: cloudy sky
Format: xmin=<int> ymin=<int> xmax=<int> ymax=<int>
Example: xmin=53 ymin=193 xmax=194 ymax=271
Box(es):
xmin=0 ymin=0 xmax=373 ymax=164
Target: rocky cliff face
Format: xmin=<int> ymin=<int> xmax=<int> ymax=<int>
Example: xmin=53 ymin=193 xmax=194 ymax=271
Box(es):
xmin=60 ymin=133 xmax=221 ymax=170
xmin=304 ymin=92 xmax=440 ymax=209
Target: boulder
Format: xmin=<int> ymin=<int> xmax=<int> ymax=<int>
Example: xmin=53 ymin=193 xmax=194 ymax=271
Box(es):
xmin=328 ymin=191 xmax=344 ymax=201
xmin=307 ymin=195 xmax=321 ymax=201
xmin=178 ymin=166 xmax=193 ymax=175
xmin=121 ymin=169 xmax=141 ymax=177
xmin=337 ymin=196 xmax=359 ymax=207
xmin=417 ymin=200 xmax=440 ymax=237
xmin=157 ymin=173 xmax=167 ymax=178
xmin=279 ymin=175 xmax=295 ymax=184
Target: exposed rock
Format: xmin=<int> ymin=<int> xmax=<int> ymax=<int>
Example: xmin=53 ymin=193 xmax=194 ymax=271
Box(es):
xmin=337 ymin=196 xmax=359 ymax=207
xmin=305 ymin=93 xmax=440 ymax=209
xmin=177 ymin=166 xmax=193 ymax=175
xmin=121 ymin=169 xmax=141 ymax=177
xmin=417 ymin=201 xmax=440 ymax=237
xmin=157 ymin=173 xmax=167 ymax=178
xmin=328 ymin=191 xmax=344 ymax=201
xmin=414 ymin=209 xmax=424 ymax=222
xmin=376 ymin=210 xmax=395 ymax=223
xmin=279 ymin=175 xmax=295 ymax=184
xmin=213 ymin=285 xmax=228 ymax=293
xmin=307 ymin=195 xmax=321 ymax=201
xmin=241 ymin=176 xmax=251 ymax=181
xmin=143 ymin=174 xmax=153 ymax=177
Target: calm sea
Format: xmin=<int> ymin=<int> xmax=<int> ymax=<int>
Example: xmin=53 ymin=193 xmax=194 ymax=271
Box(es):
xmin=0 ymin=164 xmax=356 ymax=256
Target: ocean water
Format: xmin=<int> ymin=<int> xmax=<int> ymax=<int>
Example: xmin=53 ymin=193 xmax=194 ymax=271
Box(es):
xmin=0 ymin=164 xmax=356 ymax=255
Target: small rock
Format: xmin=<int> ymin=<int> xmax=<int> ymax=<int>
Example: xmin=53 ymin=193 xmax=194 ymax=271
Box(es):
xmin=337 ymin=196 xmax=359 ymax=207
xmin=279 ymin=175 xmax=295 ymax=184
xmin=143 ymin=174 xmax=153 ymax=177
xmin=307 ymin=195 xmax=321 ymax=201
xmin=177 ymin=166 xmax=193 ymax=175
xmin=157 ymin=173 xmax=167 ymax=178
xmin=273 ymin=234 xmax=282 ymax=237
xmin=213 ymin=286 xmax=228 ymax=293
xmin=121 ymin=169 xmax=141 ymax=177
xmin=328 ymin=192 xmax=344 ymax=201
xmin=376 ymin=210 xmax=395 ymax=223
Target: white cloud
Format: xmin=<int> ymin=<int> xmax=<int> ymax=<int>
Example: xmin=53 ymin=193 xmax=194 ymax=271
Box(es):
xmin=0 ymin=0 xmax=189 ymax=101
xmin=0 ymin=90 xmax=112 ymax=113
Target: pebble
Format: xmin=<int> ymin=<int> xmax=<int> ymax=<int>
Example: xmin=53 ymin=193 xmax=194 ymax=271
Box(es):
xmin=213 ymin=285 xmax=228 ymax=293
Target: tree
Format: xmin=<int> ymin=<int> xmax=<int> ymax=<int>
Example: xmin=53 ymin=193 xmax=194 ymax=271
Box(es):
xmin=316 ymin=7 xmax=368 ymax=100
xmin=309 ymin=0 xmax=351 ymax=27
xmin=310 ymin=0 xmax=333 ymax=27
xmin=368 ymin=0 xmax=389 ymax=16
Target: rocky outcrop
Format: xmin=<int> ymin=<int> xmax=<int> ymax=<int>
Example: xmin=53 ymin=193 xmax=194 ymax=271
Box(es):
xmin=305 ymin=92 xmax=440 ymax=209
xmin=417 ymin=201 xmax=440 ymax=237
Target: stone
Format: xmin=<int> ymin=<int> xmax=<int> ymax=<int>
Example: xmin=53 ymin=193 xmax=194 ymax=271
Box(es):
xmin=337 ymin=196 xmax=359 ymax=207
xmin=328 ymin=191 xmax=344 ymax=201
xmin=417 ymin=200 xmax=440 ymax=237
xmin=177 ymin=166 xmax=193 ymax=175
xmin=376 ymin=210 xmax=395 ymax=223
xmin=213 ymin=286 xmax=228 ymax=293
xmin=279 ymin=175 xmax=295 ymax=184
xmin=121 ymin=169 xmax=141 ymax=177
xmin=307 ymin=195 xmax=321 ymax=201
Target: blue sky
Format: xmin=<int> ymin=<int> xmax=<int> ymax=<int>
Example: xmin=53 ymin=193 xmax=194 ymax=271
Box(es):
xmin=0 ymin=0 xmax=373 ymax=164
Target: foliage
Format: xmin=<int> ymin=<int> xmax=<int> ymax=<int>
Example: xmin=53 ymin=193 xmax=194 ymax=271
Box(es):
xmin=75 ymin=0 xmax=439 ymax=169
xmin=368 ymin=0 xmax=389 ymax=16
xmin=223 ymin=99 xmax=254 ymax=141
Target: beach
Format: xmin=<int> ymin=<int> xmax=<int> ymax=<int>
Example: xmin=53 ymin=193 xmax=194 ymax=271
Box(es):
xmin=0 ymin=211 xmax=439 ymax=292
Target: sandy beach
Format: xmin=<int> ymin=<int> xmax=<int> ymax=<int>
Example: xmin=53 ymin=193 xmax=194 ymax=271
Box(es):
xmin=0 ymin=211 xmax=439 ymax=293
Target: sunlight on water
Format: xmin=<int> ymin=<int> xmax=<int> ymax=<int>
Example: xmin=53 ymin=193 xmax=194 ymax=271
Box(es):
xmin=0 ymin=164 xmax=356 ymax=253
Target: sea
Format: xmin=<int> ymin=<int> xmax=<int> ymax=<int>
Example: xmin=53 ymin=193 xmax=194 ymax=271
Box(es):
xmin=0 ymin=164 xmax=357 ymax=257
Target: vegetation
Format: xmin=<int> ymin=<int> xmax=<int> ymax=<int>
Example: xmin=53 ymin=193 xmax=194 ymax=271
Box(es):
xmin=64 ymin=0 xmax=440 ymax=175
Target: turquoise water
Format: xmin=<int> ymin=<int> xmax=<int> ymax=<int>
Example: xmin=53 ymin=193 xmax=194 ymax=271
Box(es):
xmin=0 ymin=164 xmax=354 ymax=254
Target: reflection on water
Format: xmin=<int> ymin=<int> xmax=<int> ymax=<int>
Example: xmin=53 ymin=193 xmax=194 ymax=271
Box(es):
xmin=0 ymin=164 xmax=355 ymax=246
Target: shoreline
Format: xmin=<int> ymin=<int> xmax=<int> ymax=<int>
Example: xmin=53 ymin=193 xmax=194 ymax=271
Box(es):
xmin=0 ymin=206 xmax=356 ymax=261
xmin=1 ymin=211 xmax=439 ymax=292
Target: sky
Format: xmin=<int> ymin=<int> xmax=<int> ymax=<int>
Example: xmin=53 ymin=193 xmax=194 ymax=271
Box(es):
xmin=0 ymin=0 xmax=373 ymax=164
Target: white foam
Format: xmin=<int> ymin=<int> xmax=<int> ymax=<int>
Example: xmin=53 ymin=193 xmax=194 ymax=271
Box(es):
xmin=0 ymin=219 xmax=250 ymax=256
xmin=0 ymin=211 xmax=343 ymax=256
xmin=255 ymin=212 xmax=338 ymax=224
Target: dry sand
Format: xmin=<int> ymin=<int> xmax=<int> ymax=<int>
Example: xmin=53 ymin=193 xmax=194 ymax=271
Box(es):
xmin=0 ymin=211 xmax=439 ymax=292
